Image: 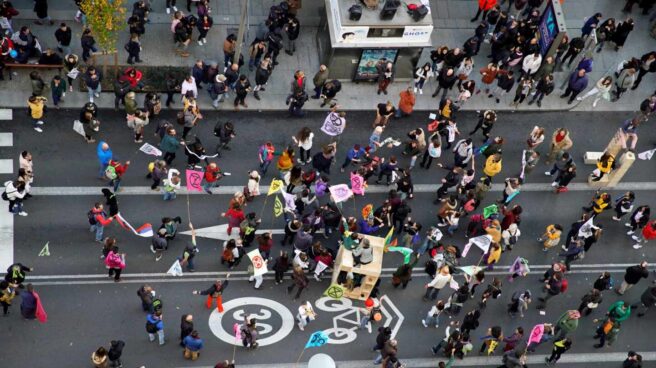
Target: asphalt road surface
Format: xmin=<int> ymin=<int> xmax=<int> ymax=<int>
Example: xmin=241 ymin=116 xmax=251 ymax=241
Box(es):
xmin=1 ymin=109 xmax=655 ymax=368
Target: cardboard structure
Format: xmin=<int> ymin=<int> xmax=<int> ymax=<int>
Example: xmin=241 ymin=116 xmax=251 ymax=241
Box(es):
xmin=331 ymin=234 xmax=384 ymax=301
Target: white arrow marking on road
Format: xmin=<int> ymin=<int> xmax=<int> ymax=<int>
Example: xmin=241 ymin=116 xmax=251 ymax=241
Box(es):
xmin=179 ymin=223 xmax=322 ymax=241
xmin=379 ymin=295 xmax=404 ymax=340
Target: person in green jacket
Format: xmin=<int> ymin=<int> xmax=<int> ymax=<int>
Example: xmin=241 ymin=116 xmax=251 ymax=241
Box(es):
xmin=553 ymin=310 xmax=580 ymax=340
xmin=159 ymin=127 xmax=181 ymax=166
xmin=50 ymin=75 xmax=67 ymax=108
xmin=607 ymin=300 xmax=631 ymax=322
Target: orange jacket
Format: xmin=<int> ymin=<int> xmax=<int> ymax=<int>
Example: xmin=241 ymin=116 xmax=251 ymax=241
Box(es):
xmin=398 ymin=90 xmax=415 ymax=114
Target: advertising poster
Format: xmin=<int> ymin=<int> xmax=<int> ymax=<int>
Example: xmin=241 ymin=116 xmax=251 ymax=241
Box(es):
xmin=353 ymin=49 xmax=399 ymax=81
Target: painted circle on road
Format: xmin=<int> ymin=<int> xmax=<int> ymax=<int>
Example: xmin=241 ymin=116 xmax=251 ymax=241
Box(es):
xmin=208 ymin=297 xmax=294 ymax=346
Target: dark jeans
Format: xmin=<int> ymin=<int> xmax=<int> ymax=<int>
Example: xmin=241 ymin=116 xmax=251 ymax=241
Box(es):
xmin=163 ymin=152 xmax=176 ymax=165
xmin=561 ymin=49 xmax=579 ymax=67
xmin=234 ymin=93 xmax=247 ymax=106
xmin=1 ymin=300 xmax=9 ymax=314
xmin=166 ymin=92 xmax=176 ymax=107
xmin=287 ymin=283 xmax=305 ymax=299
xmin=547 ymin=350 xmax=563 ymax=363
xmin=299 ymin=148 xmax=311 ymax=162
xmin=182 ymin=126 xmax=192 ymax=140
xmin=275 ymin=269 xmax=285 ymax=283
xmin=166 ymin=0 xmax=177 ymax=6
xmin=421 ymin=150 xmax=435 ymax=167
xmin=127 ymin=51 xmax=140 ymax=63
xmin=561 ymin=87 xmax=581 ymax=103
xmin=471 ymin=8 xmax=489 ymax=21
xmin=424 ymin=286 xmax=441 ymax=300
xmin=109 ymin=267 xmax=122 ymax=281
xmin=151 ymin=178 xmax=161 ymax=190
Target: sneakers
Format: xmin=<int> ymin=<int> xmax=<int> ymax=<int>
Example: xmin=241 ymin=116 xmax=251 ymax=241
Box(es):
xmin=150 ymin=245 xmax=156 ymax=254
xmin=612 ymin=216 xmax=620 ymax=221
xmin=625 ymin=223 xmax=632 ymax=228
xmin=297 ymin=322 xmax=305 ymax=331
xmin=551 ymin=181 xmax=557 ymax=187
xmin=421 ymin=319 xmax=428 ymax=328
xmin=94 ymin=92 xmax=100 ymax=98
xmin=413 ymin=87 xmax=417 ymax=93
xmin=314 ymin=274 xmax=321 ymax=282
xmin=33 ymin=127 xmax=43 ymax=133
xmin=166 ymin=7 xmax=171 ymax=14
xmin=198 ymin=40 xmax=203 ymax=46
xmin=632 ymin=235 xmax=639 ymax=241
xmin=173 ymin=6 xmax=178 ymax=11
xmin=18 ymin=211 xmax=28 ymax=216
xmin=155 ymin=254 xmax=162 ymax=261
xmin=419 ymin=89 xmax=423 ymax=95
xmin=627 ymin=230 xmax=634 ymax=235
xmin=36 ymin=120 xmax=44 ymax=125
xmin=633 ymin=244 xmax=643 ymax=249
xmin=544 ymin=171 xmax=552 ymax=176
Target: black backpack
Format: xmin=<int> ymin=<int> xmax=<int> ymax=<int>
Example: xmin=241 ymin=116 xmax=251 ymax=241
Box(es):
xmin=145 ymin=320 xmax=158 ymax=333
xmin=88 ymin=210 xmax=98 ymax=225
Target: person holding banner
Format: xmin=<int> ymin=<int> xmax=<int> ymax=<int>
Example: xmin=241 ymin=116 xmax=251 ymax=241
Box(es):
xmin=192 ymin=274 xmax=230 ymax=313
xmin=296 ymin=301 xmax=317 ymax=331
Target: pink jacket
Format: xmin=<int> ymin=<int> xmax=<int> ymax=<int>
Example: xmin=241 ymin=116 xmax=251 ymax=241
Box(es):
xmin=104 ymin=252 xmax=125 ymax=269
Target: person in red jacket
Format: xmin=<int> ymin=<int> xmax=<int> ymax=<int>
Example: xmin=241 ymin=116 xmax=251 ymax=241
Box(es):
xmin=471 ymin=0 xmax=497 ymax=22
xmin=106 ymin=159 xmax=130 ymax=192
xmin=222 ymin=203 xmax=245 ymax=236
xmin=89 ymin=203 xmax=114 ymax=242
xmin=120 ymin=67 xmax=144 ymax=89
xmin=632 ymin=220 xmax=656 ymax=249
xmin=202 ymin=162 xmax=222 ymax=194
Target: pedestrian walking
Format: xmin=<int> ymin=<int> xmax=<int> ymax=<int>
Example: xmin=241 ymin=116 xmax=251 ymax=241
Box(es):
xmin=0 ymin=280 xmax=15 ymax=315
xmin=296 ymin=301 xmax=317 ymax=331
xmin=578 ymin=288 xmax=602 ymax=316
xmin=536 ymin=271 xmax=564 ymax=309
xmin=183 ymin=330 xmax=203 ymax=360
xmin=396 ymin=87 xmax=416 ymax=118
xmin=287 ymin=265 xmax=308 ymax=300
xmin=179 ymin=314 xmax=194 ymax=347
xmin=146 ymin=310 xmax=165 ymax=345
xmin=26 ymin=95 xmax=46 ymax=133
xmin=83 ymin=66 xmax=102 ymax=103
xmin=613 ymin=67 xmax=637 ymax=101
xmin=545 ymin=128 xmax=573 ymax=164
xmin=553 ymin=310 xmax=580 ymax=340
xmin=631 ymin=220 xmax=656 ymax=249
xmin=107 ymin=340 xmax=124 ymax=368
xmin=91 ymin=346 xmax=109 ymax=368
xmin=233 ymin=75 xmax=251 ymax=110
xmin=592 ymin=317 xmax=621 ymax=348
xmin=616 ymin=261 xmax=649 ymax=295
xmin=376 ymin=60 xmax=394 ymax=95
xmin=612 ymin=18 xmax=634 ymax=51
xmin=560 ymin=69 xmax=589 ymax=104
xmin=545 ymin=337 xmax=572 ymax=365
xmin=104 ymin=246 xmax=125 ymax=282
xmin=88 ymin=203 xmax=113 ymax=242
xmin=124 ymin=33 xmax=142 ymax=64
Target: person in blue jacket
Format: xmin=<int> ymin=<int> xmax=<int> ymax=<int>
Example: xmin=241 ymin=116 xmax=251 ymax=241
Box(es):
xmin=183 ymin=330 xmax=204 ymax=360
xmin=96 ymin=141 xmax=113 ymax=179
xmin=146 ymin=310 xmax=165 ymax=345
xmin=581 ymin=12 xmax=602 ymax=38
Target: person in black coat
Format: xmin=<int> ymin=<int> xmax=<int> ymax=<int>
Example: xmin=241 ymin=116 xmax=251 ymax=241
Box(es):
xmin=283 ymin=16 xmax=300 ymax=55
xmin=616 ymin=261 xmax=649 ymax=295
xmin=253 ymin=58 xmax=272 ymax=100
xmin=179 ymin=314 xmax=194 ymax=346
xmin=33 ymin=0 xmax=52 ymax=25
xmin=632 ymin=285 xmax=656 ymax=317
xmin=561 ymin=36 xmax=585 ymax=68
xmin=125 ymin=34 xmax=142 ymax=65
xmin=54 ymin=23 xmax=72 ymax=55
xmin=320 ymin=80 xmax=341 ymax=108
xmin=234 ymin=75 xmax=251 ymax=109
xmin=108 ymin=340 xmax=125 ymax=367
xmin=529 ymin=74 xmax=555 ymax=107
xmin=102 ymin=188 xmax=119 ymax=217
xmin=432 ymin=67 xmax=458 ymax=100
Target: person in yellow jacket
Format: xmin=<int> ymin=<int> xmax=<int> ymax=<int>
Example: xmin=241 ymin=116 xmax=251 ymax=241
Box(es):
xmin=538 ymin=224 xmax=563 ymax=251
xmin=591 ymin=152 xmax=614 ymax=182
xmin=485 ymin=242 xmax=502 ymax=269
xmin=485 ymin=219 xmax=502 ymax=243
xmin=27 ymin=95 xmax=47 ymax=133
xmin=276 ymin=146 xmax=295 ymax=174
xmin=583 ymin=192 xmax=612 ymax=215
xmin=484 ymin=154 xmax=502 ymax=179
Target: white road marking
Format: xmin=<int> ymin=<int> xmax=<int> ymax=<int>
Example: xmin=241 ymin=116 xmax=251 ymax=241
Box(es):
xmin=20 ymin=263 xmax=638 ymax=280
xmin=379 ymin=295 xmax=404 ymax=340
xmin=0 ymin=133 xmax=12 ymax=146
xmin=179 ymin=223 xmax=323 ymax=240
xmin=27 ymin=181 xmax=656 ymax=196
xmin=0 ymin=205 xmax=14 ymax=270
xmin=0 ymin=109 xmax=12 ymax=120
xmin=0 ymin=159 xmax=13 ymax=174
xmin=177 ymin=351 xmax=656 ymax=368
xmin=208 ymin=297 xmax=294 ymax=346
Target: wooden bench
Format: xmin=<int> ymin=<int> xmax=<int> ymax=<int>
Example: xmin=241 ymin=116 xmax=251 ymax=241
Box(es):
xmin=5 ymin=63 xmax=64 ymax=80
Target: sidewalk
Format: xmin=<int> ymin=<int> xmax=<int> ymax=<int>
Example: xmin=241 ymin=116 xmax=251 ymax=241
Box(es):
xmin=0 ymin=0 xmax=652 ymax=112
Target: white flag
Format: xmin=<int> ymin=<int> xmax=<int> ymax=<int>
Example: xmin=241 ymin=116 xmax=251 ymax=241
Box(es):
xmin=139 ymin=143 xmax=162 ymax=157
xmin=166 ymin=259 xmax=183 ymax=276
xmin=577 ymin=216 xmax=595 ymax=238
xmin=638 ymin=148 xmax=656 ymax=161
xmin=72 ymin=120 xmax=85 ymax=137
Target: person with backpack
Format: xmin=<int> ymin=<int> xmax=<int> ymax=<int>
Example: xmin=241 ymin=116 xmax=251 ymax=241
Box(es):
xmin=202 ymin=162 xmax=223 ymax=194
xmin=105 ymin=159 xmax=130 ymax=192
xmin=107 ymin=340 xmax=125 ymax=368
xmin=182 ymin=330 xmax=204 ymax=360
xmin=88 ymin=203 xmax=113 ymax=242
xmin=179 ymin=223 xmax=198 ymax=272
xmin=545 ymin=337 xmax=572 ymax=366
xmin=553 ymin=310 xmax=580 ymax=340
xmin=536 ymin=272 xmax=565 ymax=310
xmin=507 ymin=290 xmax=531 ymax=318
xmin=104 ymin=246 xmax=125 ymax=282
xmin=146 ymin=310 xmax=165 ymax=345
xmin=214 ymin=121 xmax=235 ymax=156
xmin=162 ymin=168 xmax=181 ymax=201
xmin=137 ymin=284 xmax=156 ymax=313
xmin=3 ymin=180 xmax=27 ymax=216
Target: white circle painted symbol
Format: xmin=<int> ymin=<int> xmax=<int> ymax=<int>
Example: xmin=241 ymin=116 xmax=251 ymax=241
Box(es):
xmin=208 ymin=297 xmax=294 ymax=346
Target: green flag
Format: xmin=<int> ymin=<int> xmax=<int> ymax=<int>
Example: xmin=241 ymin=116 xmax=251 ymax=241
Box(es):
xmin=388 ymin=246 xmax=413 ymax=264
xmin=273 ymin=196 xmax=283 ymax=217
xmin=323 ymin=284 xmax=345 ymax=299
xmin=483 ymin=204 xmax=498 ymax=219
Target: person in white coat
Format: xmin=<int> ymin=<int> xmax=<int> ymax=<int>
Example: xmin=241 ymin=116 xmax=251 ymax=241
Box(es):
xmin=246 ymin=170 xmax=261 ymax=201
xmin=296 ymin=301 xmax=317 ymax=331
xmin=521 ymin=52 xmax=543 ymax=79
xmin=162 ymin=168 xmax=181 ymax=200
xmin=423 ymin=266 xmax=453 ymax=301
xmin=180 ymin=75 xmax=198 ymax=100
xmin=4 ymin=180 xmax=27 ymax=216
xmin=502 ymin=223 xmax=522 ymax=251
